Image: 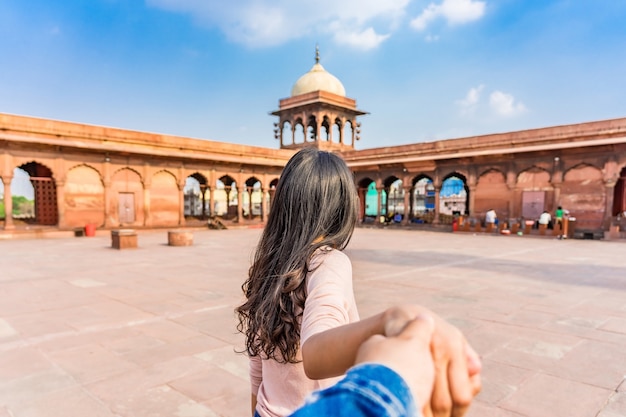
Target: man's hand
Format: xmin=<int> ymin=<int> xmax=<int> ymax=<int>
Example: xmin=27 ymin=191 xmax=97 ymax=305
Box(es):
xmin=384 ymin=305 xmax=482 ymax=417
xmin=355 ymin=315 xmax=436 ymax=411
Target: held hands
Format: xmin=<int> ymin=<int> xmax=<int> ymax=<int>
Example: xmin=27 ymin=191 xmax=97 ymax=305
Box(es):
xmin=355 ymin=315 xmax=436 ymax=411
xmin=384 ymin=306 xmax=482 ymax=417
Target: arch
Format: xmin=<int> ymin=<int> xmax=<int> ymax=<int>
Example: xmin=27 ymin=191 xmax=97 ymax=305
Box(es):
xmin=412 ymin=176 xmax=435 ymax=220
xmin=243 ymin=176 xmax=262 ymax=219
xmin=345 ymin=120 xmax=354 ymax=146
xmin=386 ymin=178 xmax=404 ymax=218
xmin=440 ymin=173 xmax=468 ymax=217
xmin=65 ymin=164 xmax=105 ymax=227
xmin=17 ymin=161 xmax=57 ymax=225
xmin=184 ymin=175 xmax=203 ymax=217
xmin=561 ymin=163 xmax=604 ymax=229
xmin=332 ymin=118 xmax=342 ymax=144
xmin=517 ymin=166 xmax=550 ymax=189
xmin=294 ymin=120 xmax=305 ymax=144
xmin=475 ymin=169 xmax=510 ymax=221
xmin=517 ymin=166 xmax=551 ymax=220
xmin=216 ymin=175 xmax=238 ymax=219
xmin=111 ymin=167 xmax=143 ymax=226
xmin=189 ymin=172 xmax=208 ymax=185
xmin=321 ymin=115 xmax=331 ymax=142
xmin=151 ymin=170 xmax=179 ymax=226
xmin=281 ymin=121 xmax=292 ymax=145
xmin=613 ymin=166 xmax=626 ymax=216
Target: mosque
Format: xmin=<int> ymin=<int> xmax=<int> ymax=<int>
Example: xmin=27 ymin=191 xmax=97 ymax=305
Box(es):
xmin=1 ymin=51 xmax=625 ymax=238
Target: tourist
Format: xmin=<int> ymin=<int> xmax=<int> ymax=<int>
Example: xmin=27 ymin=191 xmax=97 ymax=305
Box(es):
xmin=555 ymin=206 xmax=566 ymax=238
xmin=538 ymin=210 xmax=552 ymax=229
xmin=289 ymin=315 xmax=443 ymax=417
xmin=485 ymin=209 xmax=497 ymax=227
xmin=236 ymin=148 xmax=481 ymax=417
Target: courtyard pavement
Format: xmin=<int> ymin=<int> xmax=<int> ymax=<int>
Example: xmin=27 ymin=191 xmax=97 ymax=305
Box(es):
xmin=1 ymin=228 xmax=625 ymax=417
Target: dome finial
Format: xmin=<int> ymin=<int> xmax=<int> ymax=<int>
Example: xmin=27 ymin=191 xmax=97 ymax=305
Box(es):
xmin=315 ymin=44 xmax=320 ymax=64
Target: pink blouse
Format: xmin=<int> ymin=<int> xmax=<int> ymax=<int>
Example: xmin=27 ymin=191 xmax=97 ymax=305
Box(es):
xmin=250 ymin=249 xmax=360 ymax=417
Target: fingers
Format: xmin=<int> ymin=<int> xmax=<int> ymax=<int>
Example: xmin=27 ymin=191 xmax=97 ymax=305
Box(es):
xmin=430 ymin=323 xmax=478 ymax=417
xmin=465 ymin=344 xmax=482 ymax=377
xmin=396 ymin=314 xmax=435 ymax=343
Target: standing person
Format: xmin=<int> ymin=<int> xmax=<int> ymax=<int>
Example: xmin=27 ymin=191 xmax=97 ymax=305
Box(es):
xmin=485 ymin=208 xmax=497 ymax=229
xmin=236 ymin=148 xmax=481 ymax=417
xmin=555 ymin=206 xmax=564 ymax=238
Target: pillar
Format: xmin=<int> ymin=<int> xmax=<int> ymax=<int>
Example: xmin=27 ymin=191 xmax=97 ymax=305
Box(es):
xmin=209 ymin=186 xmax=215 ymax=217
xmin=247 ymin=187 xmax=254 ymax=219
xmin=468 ymin=185 xmax=477 ymax=217
xmin=2 ymin=177 xmax=14 ymax=230
xmin=178 ymin=182 xmax=186 ymax=226
xmin=200 ymin=185 xmax=207 ymax=219
xmin=433 ymin=186 xmax=441 ymax=224
xmin=376 ymin=186 xmax=383 ymax=220
xmin=261 ymin=188 xmax=268 ymax=223
xmin=237 ymin=188 xmax=244 ymax=223
xmin=103 ymin=181 xmax=112 ymax=227
xmin=143 ymin=181 xmax=152 ymax=227
xmin=55 ymin=179 xmax=66 ymax=229
xmin=604 ymin=180 xmax=617 ymax=228
xmin=402 ymin=186 xmax=411 ymax=225
xmin=358 ymin=187 xmax=366 ymax=222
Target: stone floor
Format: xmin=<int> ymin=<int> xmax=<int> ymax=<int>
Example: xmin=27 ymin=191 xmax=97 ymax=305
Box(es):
xmin=0 ymin=228 xmax=625 ymax=417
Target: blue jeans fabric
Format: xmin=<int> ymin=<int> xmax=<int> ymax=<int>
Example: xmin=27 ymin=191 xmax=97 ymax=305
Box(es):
xmin=288 ymin=364 xmax=420 ymax=417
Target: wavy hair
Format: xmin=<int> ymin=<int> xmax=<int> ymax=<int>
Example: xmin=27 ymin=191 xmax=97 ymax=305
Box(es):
xmin=236 ymin=147 xmax=358 ymax=363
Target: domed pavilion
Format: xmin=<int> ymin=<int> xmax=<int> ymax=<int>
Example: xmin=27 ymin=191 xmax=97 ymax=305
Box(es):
xmin=271 ymin=47 xmax=367 ymax=151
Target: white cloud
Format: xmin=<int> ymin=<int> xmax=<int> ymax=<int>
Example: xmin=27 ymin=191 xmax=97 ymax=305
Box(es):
xmin=489 ymin=90 xmax=526 ymax=116
xmin=456 ymin=84 xmax=484 ymax=116
xmin=411 ymin=0 xmax=486 ymax=31
xmin=146 ymin=0 xmax=409 ymax=49
xmin=332 ymin=27 xmax=391 ymax=50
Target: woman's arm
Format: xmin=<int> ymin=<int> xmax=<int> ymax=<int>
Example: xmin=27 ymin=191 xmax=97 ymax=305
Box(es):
xmin=301 ymin=311 xmax=387 ymax=379
xmin=302 ymin=304 xmax=482 ymax=416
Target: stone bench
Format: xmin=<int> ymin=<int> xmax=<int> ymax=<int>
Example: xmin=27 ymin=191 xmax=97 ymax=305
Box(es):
xmin=168 ymin=230 xmax=193 ymax=247
xmin=111 ymin=229 xmax=138 ymax=250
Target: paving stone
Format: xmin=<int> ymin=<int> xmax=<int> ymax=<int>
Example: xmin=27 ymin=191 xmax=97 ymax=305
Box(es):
xmin=500 ymin=373 xmax=611 ymax=417
xmin=1 ymin=228 xmax=625 ymax=417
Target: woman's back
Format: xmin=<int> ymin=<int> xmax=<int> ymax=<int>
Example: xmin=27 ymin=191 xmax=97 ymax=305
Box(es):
xmin=252 ymin=249 xmax=360 ymax=417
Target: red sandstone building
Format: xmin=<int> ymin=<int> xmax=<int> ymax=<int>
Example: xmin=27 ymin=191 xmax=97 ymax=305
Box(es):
xmin=1 ymin=55 xmax=625 ymax=238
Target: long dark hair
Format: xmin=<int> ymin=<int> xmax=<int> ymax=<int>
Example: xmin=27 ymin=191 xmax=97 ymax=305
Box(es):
xmin=236 ymin=147 xmax=358 ymax=363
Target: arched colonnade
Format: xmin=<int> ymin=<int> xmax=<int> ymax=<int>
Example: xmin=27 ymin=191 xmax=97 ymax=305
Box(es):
xmin=0 ymin=156 xmax=280 ymax=230
xmin=354 ymin=159 xmax=626 ymax=231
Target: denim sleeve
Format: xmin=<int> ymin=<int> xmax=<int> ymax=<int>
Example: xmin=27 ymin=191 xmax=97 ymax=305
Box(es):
xmin=289 ymin=364 xmax=420 ymax=417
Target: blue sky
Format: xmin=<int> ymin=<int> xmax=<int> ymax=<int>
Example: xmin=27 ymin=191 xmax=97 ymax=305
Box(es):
xmin=1 ymin=0 xmax=626 ymax=152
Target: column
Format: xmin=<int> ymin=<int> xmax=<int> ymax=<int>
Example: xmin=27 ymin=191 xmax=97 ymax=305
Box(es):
xmin=143 ymin=181 xmax=152 ymax=227
xmin=208 ymin=186 xmax=215 ymax=217
xmin=103 ymin=181 xmax=112 ymax=228
xmin=178 ymin=182 xmax=186 ymax=226
xmin=402 ymin=186 xmax=411 ymax=225
xmin=432 ymin=187 xmax=441 ymax=224
xmin=200 ymin=185 xmax=207 ymax=219
xmin=468 ymin=185 xmax=477 ymax=217
xmin=358 ymin=187 xmax=366 ymax=223
xmin=2 ymin=177 xmax=14 ymax=230
xmin=261 ymin=188 xmax=268 ymax=223
xmin=376 ymin=186 xmax=383 ymax=220
xmin=247 ymin=187 xmax=253 ymax=219
xmin=604 ymin=180 xmax=617 ymax=228
xmin=237 ymin=188 xmax=244 ymax=223
xmin=55 ymin=179 xmax=66 ymax=229
xmin=269 ymin=188 xmax=276 ymax=211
